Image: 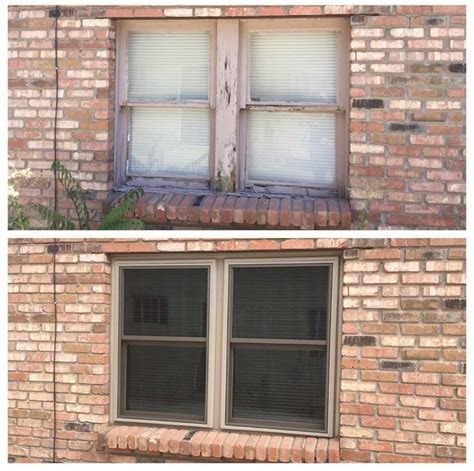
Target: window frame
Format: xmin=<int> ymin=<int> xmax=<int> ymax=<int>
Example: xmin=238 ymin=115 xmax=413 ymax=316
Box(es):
xmin=221 ymin=256 xmax=340 ymax=436
xmin=115 ymin=18 xmax=349 ymax=198
xmin=238 ymin=18 xmax=349 ymax=197
xmin=115 ymin=20 xmax=217 ymax=191
xmin=111 ymin=258 xmax=218 ymax=428
xmin=111 ymin=253 xmax=341 ymax=437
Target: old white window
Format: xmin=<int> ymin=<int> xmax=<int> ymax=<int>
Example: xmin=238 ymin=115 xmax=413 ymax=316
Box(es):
xmin=112 ymin=254 xmax=341 ymax=437
xmin=115 ymin=18 xmax=348 ymax=197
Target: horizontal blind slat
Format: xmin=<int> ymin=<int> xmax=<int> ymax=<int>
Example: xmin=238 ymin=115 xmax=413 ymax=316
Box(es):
xmin=126 ymin=344 xmax=206 ymax=419
xmin=123 ymin=268 xmax=208 ymax=337
xmin=232 ymin=266 xmax=329 ymax=340
xmin=247 ymin=111 xmax=336 ymax=187
xmin=250 ymin=31 xmax=337 ymax=103
xmin=232 ymin=348 xmax=327 ymax=428
xmin=128 ymin=31 xmax=210 ymax=101
xmin=129 ymin=107 xmax=210 ymax=178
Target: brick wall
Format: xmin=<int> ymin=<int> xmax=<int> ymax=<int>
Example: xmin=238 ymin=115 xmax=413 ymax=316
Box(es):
xmin=8 ymin=238 xmax=466 ymax=462
xmin=8 ymin=5 xmax=466 ymax=230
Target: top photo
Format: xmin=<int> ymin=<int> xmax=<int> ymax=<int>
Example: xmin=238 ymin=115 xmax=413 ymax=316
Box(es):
xmin=8 ymin=4 xmax=466 ymax=230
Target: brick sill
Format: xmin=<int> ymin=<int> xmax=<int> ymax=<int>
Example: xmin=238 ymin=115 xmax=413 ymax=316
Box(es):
xmin=106 ymin=190 xmax=352 ymax=230
xmin=100 ymin=425 xmax=340 ymax=463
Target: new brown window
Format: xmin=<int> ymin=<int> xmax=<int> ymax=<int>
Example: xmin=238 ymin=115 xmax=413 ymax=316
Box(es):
xmin=112 ymin=255 xmax=340 ymax=436
xmin=115 ymin=19 xmax=349 ymax=197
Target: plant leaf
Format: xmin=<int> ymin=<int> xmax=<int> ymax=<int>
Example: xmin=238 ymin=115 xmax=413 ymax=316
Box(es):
xmin=98 ymin=187 xmax=144 ymax=230
xmin=51 ymin=160 xmax=90 ymax=229
xmin=33 ymin=203 xmax=75 ymax=230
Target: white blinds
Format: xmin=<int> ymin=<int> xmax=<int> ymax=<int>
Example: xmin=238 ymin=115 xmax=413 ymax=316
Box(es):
xmin=129 ymin=107 xmax=210 ymax=178
xmin=247 ymin=111 xmax=336 ymax=187
xmin=250 ymin=31 xmax=337 ymax=103
xmin=128 ymin=31 xmax=210 ymax=101
xmin=126 ymin=30 xmax=211 ymax=179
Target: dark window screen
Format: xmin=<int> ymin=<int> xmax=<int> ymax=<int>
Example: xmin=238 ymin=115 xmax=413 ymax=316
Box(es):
xmin=232 ymin=348 xmax=326 ymax=427
xmin=126 ymin=344 xmax=206 ymax=420
xmin=229 ymin=264 xmax=330 ymax=431
xmin=120 ymin=266 xmax=209 ymax=422
xmin=123 ymin=267 xmax=208 ymax=337
xmin=232 ymin=265 xmax=329 ymax=340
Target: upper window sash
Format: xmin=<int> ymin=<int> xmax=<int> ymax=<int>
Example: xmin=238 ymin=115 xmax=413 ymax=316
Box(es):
xmin=239 ymin=18 xmax=348 ymax=111
xmin=117 ymin=20 xmax=217 ymax=108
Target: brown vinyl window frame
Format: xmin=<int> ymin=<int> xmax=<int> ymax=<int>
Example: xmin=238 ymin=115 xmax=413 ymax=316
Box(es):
xmin=114 ymin=18 xmax=349 ymax=197
xmin=113 ymin=259 xmax=218 ymax=428
xmin=111 ymin=252 xmax=341 ymax=437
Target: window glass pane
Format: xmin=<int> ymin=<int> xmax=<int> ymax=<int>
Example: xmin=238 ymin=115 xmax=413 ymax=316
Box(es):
xmin=232 ymin=347 xmax=326 ymax=428
xmin=247 ymin=111 xmax=336 ymax=187
xmin=129 ymin=107 xmax=210 ymax=178
xmin=232 ymin=265 xmax=329 ymax=340
xmin=126 ymin=344 xmax=206 ymax=420
xmin=123 ymin=267 xmax=208 ymax=337
xmin=128 ymin=31 xmax=210 ymax=101
xmin=250 ymin=31 xmax=337 ymax=103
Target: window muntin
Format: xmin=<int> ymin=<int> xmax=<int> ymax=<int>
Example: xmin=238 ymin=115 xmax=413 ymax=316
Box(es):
xmin=226 ymin=262 xmax=332 ymax=433
xmin=118 ymin=265 xmax=211 ymax=424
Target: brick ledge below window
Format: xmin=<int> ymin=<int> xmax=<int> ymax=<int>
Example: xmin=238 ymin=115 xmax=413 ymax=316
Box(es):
xmin=99 ymin=425 xmax=340 ymax=463
xmin=106 ymin=191 xmax=352 ymax=229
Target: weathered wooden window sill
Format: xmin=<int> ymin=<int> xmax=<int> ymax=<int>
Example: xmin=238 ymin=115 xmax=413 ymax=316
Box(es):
xmin=99 ymin=425 xmax=340 ymax=463
xmin=105 ymin=190 xmax=352 ymax=230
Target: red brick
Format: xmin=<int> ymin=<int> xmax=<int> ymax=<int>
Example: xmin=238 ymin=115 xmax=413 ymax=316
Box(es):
xmin=248 ymin=240 xmax=279 ymax=251
xmin=267 ymin=198 xmax=280 ymax=226
xmin=233 ymin=434 xmax=250 ymax=459
xmin=290 ymin=437 xmax=305 ymax=463
xmin=289 ymin=6 xmax=322 ymax=15
xmin=256 ymin=7 xmax=287 ymax=16
xmin=281 ymin=239 xmax=315 ymax=250
xmin=133 ymin=8 xmax=163 ymax=17
xmin=278 ymin=436 xmax=293 ymax=462
xmin=267 ymin=435 xmax=282 ymax=462
xmin=233 ymin=197 xmax=248 ymax=224
xmin=303 ymin=437 xmax=317 ymax=462
xmin=244 ymin=198 xmax=258 ymax=225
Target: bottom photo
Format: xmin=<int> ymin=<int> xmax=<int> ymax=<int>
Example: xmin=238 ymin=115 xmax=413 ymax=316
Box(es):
xmin=8 ymin=237 xmax=466 ymax=463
